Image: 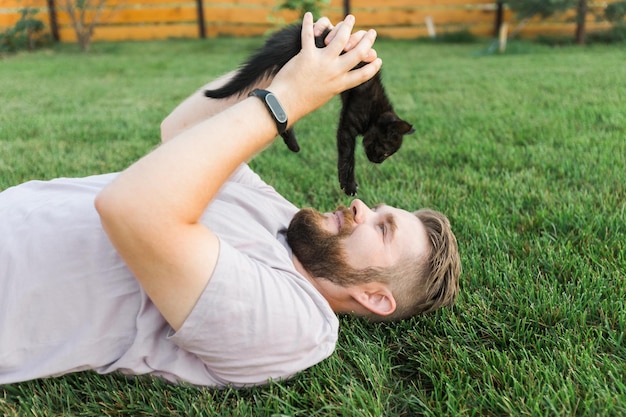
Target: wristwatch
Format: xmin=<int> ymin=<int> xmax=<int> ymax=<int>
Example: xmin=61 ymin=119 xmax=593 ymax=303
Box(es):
xmin=248 ymin=89 xmax=288 ymax=135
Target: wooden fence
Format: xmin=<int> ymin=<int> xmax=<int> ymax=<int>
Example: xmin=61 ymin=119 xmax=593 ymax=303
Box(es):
xmin=0 ymin=0 xmax=619 ymax=42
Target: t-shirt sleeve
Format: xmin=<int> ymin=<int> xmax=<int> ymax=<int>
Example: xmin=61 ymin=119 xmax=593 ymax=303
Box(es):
xmin=168 ymin=238 xmax=338 ymax=387
xmin=227 ymin=163 xmax=274 ymax=192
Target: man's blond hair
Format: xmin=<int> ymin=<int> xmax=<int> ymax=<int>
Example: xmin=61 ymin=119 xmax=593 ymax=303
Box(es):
xmin=380 ymin=208 xmax=461 ymax=321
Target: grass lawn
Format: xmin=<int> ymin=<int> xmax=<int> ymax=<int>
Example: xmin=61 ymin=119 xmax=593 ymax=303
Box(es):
xmin=1 ymin=34 xmax=625 ymax=416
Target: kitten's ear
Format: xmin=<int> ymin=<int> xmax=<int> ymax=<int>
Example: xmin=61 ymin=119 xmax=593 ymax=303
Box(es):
xmin=393 ymin=120 xmax=415 ymax=136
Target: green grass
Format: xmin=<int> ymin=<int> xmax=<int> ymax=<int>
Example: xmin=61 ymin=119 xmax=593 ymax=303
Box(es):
xmin=1 ymin=37 xmax=625 ymax=416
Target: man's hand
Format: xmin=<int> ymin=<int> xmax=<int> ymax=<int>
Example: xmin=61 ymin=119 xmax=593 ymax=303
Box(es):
xmin=269 ymin=13 xmax=381 ymax=126
xmin=314 ymin=16 xmax=379 ymax=62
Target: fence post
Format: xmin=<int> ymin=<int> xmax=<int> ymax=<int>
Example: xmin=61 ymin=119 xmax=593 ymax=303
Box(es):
xmin=196 ymin=0 xmax=206 ymax=38
xmin=493 ymin=1 xmax=504 ymax=37
xmin=46 ymin=0 xmax=60 ymax=41
xmin=575 ymin=0 xmax=587 ymax=44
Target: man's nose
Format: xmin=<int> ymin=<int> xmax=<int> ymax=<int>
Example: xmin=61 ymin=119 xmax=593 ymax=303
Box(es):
xmin=349 ymin=199 xmax=372 ymax=224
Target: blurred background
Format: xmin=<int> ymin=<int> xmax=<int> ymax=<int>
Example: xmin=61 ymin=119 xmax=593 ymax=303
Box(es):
xmin=2 ymin=0 xmax=625 ymax=52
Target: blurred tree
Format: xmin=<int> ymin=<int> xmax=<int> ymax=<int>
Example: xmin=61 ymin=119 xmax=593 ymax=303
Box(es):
xmin=505 ymin=0 xmax=575 ymax=19
xmin=504 ymin=0 xmax=590 ymax=44
xmin=60 ymin=0 xmax=108 ymax=52
xmin=276 ymin=0 xmax=330 ymax=19
xmin=574 ymin=0 xmax=587 ymax=44
xmin=605 ymin=1 xmax=626 ymax=25
xmin=0 ymin=8 xmax=51 ymax=52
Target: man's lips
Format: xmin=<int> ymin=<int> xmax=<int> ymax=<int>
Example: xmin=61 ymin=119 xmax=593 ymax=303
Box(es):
xmin=335 ymin=210 xmax=344 ymax=231
xmin=326 ymin=207 xmax=351 ymax=234
xmin=325 ymin=211 xmax=342 ymax=233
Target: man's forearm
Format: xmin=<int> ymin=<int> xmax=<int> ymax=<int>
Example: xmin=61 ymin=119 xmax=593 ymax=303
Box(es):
xmin=160 ymin=71 xmax=272 ymax=143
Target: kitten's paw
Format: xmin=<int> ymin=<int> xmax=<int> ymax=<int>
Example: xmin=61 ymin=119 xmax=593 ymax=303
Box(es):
xmin=341 ymin=182 xmax=358 ymax=196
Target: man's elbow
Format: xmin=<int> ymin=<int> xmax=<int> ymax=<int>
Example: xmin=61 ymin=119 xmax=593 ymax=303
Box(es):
xmin=160 ymin=114 xmax=182 ymax=144
xmin=94 ymin=186 xmax=126 ymax=228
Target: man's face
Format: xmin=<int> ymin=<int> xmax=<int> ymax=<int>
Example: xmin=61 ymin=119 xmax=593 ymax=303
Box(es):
xmin=286 ymin=204 xmax=357 ymax=285
xmin=286 ymin=199 xmax=429 ymax=286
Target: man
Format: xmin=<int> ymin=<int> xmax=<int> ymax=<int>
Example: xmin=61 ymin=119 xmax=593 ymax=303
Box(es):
xmin=0 ymin=14 xmax=460 ymax=387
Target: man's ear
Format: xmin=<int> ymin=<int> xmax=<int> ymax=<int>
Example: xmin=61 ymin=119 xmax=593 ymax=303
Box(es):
xmin=351 ymin=282 xmax=396 ymax=317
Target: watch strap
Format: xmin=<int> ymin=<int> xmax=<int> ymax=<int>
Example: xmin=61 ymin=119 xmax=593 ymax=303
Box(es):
xmin=248 ymin=89 xmax=288 ymax=135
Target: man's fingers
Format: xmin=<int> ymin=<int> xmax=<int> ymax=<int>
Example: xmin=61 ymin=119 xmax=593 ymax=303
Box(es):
xmin=340 ymin=28 xmax=378 ymax=69
xmin=344 ymin=58 xmax=383 ymax=89
xmin=321 ymin=19 xmax=370 ymax=54
xmin=324 ymin=15 xmax=355 ymax=56
xmin=300 ymin=12 xmax=315 ymax=52
xmin=362 ymin=47 xmax=378 ymax=63
xmin=323 ymin=21 xmax=343 ymax=45
xmin=313 ymin=16 xmax=332 ymax=37
xmin=343 ymin=30 xmax=367 ymax=52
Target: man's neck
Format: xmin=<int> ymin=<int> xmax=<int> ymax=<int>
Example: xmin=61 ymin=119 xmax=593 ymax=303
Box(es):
xmin=292 ymin=255 xmax=360 ymax=314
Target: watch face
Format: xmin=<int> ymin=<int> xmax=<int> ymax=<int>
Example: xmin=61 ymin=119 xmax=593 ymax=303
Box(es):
xmin=265 ymin=94 xmax=288 ymax=124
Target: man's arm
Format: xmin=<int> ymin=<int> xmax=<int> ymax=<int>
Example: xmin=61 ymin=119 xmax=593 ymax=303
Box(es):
xmin=160 ymin=16 xmax=363 ymax=144
xmin=160 ymin=71 xmax=271 ymax=143
xmin=95 ymin=13 xmax=381 ymax=330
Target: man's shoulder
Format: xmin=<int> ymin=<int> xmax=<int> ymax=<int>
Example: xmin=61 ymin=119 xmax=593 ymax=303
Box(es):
xmin=170 ymin=239 xmax=338 ymax=386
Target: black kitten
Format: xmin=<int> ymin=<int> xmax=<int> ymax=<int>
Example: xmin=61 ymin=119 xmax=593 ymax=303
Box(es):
xmin=204 ymin=24 xmax=414 ymax=195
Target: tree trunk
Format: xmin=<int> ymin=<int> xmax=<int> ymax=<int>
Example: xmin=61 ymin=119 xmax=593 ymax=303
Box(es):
xmin=494 ymin=1 xmax=504 ymax=38
xmin=46 ymin=0 xmax=60 ymax=41
xmin=196 ymin=0 xmax=205 ymax=39
xmin=575 ymin=0 xmax=588 ymax=45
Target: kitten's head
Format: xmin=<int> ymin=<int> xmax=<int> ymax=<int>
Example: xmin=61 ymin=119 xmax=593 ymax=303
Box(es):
xmin=363 ymin=112 xmax=415 ymax=163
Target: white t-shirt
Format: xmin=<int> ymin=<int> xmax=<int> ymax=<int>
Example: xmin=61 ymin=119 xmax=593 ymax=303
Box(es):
xmin=0 ymin=165 xmax=338 ymax=387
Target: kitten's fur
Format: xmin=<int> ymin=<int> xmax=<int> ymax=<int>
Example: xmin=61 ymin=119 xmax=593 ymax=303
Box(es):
xmin=205 ymin=24 xmax=414 ymax=195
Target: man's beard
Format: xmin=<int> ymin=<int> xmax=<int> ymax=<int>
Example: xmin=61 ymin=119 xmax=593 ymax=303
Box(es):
xmin=286 ymin=205 xmax=365 ymax=286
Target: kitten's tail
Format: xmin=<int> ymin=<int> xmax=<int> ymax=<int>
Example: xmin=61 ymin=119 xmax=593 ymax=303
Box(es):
xmin=204 ymin=24 xmax=303 ymax=99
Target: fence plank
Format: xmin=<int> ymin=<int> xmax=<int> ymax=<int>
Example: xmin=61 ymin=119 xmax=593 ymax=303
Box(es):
xmin=517 ymin=21 xmax=614 ymax=37
xmin=54 ymin=7 xmax=198 ymax=25
xmin=351 ymin=8 xmax=499 ymax=26
xmin=0 ymin=0 xmax=621 ymax=42
xmin=1 ymin=0 xmax=47 ymax=8
xmin=352 ymin=0 xmax=494 ymax=8
xmin=377 ymin=23 xmax=494 ymax=39
xmin=0 ymin=9 xmax=48 ymax=27
xmin=58 ymin=23 xmax=197 ymax=41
